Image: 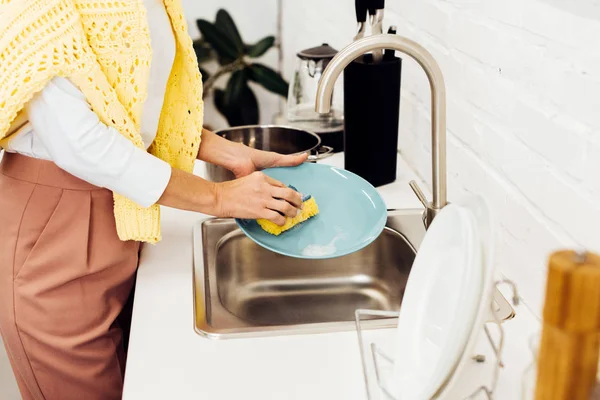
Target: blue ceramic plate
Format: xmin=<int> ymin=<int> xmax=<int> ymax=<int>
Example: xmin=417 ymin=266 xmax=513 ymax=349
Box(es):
xmin=235 ymin=163 xmax=387 ymax=259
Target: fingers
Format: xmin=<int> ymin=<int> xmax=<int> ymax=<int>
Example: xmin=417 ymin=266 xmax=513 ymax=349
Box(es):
xmin=267 ymin=198 xmax=298 ymax=218
xmin=273 ymin=153 xmax=309 ymax=167
xmin=264 ymin=174 xmax=286 ymax=188
xmin=262 ymin=209 xmax=287 ymax=226
xmin=249 ymin=172 xmax=305 ymax=225
xmin=271 ymin=186 xmax=302 ymax=208
xmin=265 ymin=181 xmax=302 ymax=220
xmin=262 ymin=172 xmax=302 ymax=208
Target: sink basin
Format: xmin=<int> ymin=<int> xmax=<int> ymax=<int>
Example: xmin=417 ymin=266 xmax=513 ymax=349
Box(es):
xmin=193 ymin=209 xmax=514 ymax=339
xmin=217 ymin=226 xmax=415 ymax=326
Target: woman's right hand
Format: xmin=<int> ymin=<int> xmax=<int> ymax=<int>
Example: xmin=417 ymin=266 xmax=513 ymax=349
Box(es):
xmin=214 ymin=172 xmax=302 ymax=226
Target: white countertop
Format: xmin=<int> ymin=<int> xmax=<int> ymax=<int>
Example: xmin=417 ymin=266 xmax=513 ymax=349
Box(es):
xmin=123 ymin=153 xmax=540 ymax=400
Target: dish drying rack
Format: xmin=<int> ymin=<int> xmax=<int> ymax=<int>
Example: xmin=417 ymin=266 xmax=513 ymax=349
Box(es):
xmin=355 ymin=279 xmax=520 ymax=400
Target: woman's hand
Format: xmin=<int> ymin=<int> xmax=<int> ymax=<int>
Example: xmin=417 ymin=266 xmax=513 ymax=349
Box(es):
xmin=230 ymin=147 xmax=308 ymax=178
xmin=196 ymin=129 xmax=308 ymax=178
xmin=158 ymin=168 xmax=302 ymax=226
xmin=158 ymin=128 xmax=306 ymax=224
xmin=215 ymin=172 xmax=302 ymax=225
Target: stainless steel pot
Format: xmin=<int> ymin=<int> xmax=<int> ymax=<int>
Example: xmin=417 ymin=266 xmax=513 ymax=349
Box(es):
xmin=205 ymin=125 xmax=334 ymax=182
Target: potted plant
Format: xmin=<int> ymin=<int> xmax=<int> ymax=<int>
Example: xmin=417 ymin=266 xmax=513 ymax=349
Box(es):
xmin=194 ymin=9 xmax=288 ymax=127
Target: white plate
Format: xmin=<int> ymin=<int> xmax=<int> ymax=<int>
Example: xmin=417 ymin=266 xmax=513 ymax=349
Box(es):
xmin=436 ymin=195 xmax=497 ymax=399
xmin=390 ymin=204 xmax=483 ymax=400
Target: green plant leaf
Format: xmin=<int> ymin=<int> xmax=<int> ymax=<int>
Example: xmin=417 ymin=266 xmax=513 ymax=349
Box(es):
xmin=247 ymin=36 xmax=275 ymax=58
xmin=196 ymin=19 xmax=238 ymax=62
xmin=225 ymin=69 xmax=248 ymax=106
xmin=215 ymin=9 xmax=244 ymax=55
xmin=199 ymin=67 xmax=210 ymax=83
xmin=214 ymin=88 xmax=226 ymax=110
xmin=239 ymin=85 xmax=260 ymax=125
xmin=213 ymin=88 xmax=230 ymax=122
xmin=213 ymin=86 xmax=259 ymax=127
xmin=248 ymin=63 xmax=289 ymax=97
xmin=217 ymin=54 xmax=236 ymax=66
xmin=193 ymin=39 xmax=213 ymax=64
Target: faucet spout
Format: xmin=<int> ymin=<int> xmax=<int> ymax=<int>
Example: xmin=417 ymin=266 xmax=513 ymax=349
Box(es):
xmin=315 ymin=34 xmax=447 ymax=227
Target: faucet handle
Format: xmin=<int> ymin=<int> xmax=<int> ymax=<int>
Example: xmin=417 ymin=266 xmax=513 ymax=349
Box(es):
xmin=409 ymin=180 xmax=435 ymax=229
xmin=409 ymin=180 xmax=429 ymax=208
xmin=409 ymin=180 xmax=447 ymax=229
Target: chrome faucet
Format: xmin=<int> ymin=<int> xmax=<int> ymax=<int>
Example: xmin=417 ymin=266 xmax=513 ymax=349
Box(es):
xmin=315 ymin=34 xmax=448 ymax=228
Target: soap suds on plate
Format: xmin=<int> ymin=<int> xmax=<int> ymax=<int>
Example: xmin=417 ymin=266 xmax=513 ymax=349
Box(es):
xmin=301 ymin=232 xmax=346 ymax=257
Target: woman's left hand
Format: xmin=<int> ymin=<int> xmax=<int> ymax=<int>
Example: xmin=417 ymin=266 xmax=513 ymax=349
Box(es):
xmin=230 ymin=147 xmax=308 ymax=178
xmin=197 ymin=128 xmax=308 ymax=178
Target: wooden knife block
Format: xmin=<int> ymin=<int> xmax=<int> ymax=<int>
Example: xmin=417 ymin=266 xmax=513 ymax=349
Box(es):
xmin=535 ymin=250 xmax=600 ymax=400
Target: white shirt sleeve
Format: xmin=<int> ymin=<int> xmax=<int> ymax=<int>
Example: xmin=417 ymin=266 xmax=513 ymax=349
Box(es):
xmin=25 ymin=77 xmax=172 ymax=208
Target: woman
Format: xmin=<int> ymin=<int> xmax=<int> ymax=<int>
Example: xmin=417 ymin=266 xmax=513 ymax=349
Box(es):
xmin=0 ymin=0 xmax=304 ymax=398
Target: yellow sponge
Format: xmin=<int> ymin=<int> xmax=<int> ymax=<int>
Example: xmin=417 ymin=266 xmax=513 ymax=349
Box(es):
xmin=257 ymin=196 xmax=319 ymax=236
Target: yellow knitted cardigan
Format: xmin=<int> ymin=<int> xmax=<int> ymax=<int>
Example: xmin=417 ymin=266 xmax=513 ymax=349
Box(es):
xmin=0 ymin=0 xmax=204 ymax=243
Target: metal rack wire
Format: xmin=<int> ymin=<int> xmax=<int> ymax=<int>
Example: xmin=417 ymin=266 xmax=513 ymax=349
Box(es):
xmin=355 ymin=279 xmax=519 ymax=400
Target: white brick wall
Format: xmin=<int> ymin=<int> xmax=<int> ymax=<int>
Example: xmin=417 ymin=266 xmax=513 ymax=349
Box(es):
xmin=390 ymin=0 xmax=600 ymax=315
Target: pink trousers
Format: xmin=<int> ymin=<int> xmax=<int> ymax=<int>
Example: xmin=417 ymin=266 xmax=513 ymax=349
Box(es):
xmin=0 ymin=153 xmax=140 ymax=400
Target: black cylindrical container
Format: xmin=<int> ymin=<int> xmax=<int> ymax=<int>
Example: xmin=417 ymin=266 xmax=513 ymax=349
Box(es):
xmin=343 ymin=54 xmax=401 ymax=187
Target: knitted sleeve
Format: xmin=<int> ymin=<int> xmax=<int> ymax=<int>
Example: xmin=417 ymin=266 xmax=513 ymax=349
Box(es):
xmin=0 ymin=0 xmax=163 ymax=243
xmin=0 ymin=0 xmax=97 ymax=140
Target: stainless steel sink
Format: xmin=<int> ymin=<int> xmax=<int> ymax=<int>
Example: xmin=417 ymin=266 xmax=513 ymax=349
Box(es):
xmin=192 ymin=209 xmax=514 ymax=339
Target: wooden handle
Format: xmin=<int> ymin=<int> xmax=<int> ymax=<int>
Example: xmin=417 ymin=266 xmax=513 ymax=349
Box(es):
xmin=543 ymin=251 xmax=600 ymax=332
xmin=535 ymin=250 xmax=600 ymax=400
